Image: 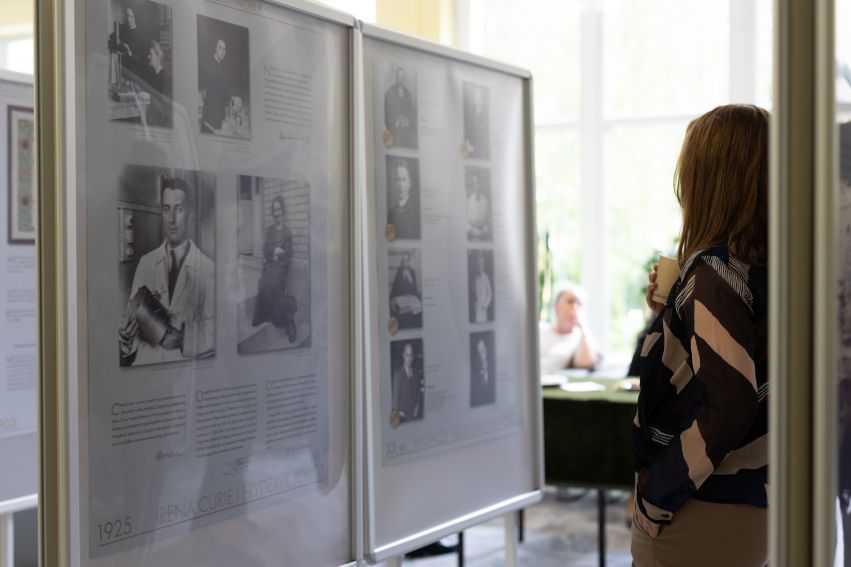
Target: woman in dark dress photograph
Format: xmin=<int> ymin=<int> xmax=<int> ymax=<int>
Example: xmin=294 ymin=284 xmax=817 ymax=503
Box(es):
xmin=252 ymin=196 xmax=297 ymax=342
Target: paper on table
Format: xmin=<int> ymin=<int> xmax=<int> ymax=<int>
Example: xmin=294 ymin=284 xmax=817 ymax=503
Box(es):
xmin=540 ymin=374 xmax=567 ymax=387
xmin=561 ymin=381 xmax=606 ymax=392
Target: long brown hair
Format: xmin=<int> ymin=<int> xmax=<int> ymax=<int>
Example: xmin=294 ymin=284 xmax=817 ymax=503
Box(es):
xmin=675 ymin=104 xmax=769 ymax=266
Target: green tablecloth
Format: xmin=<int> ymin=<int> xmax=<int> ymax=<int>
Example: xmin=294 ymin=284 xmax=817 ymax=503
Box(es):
xmin=543 ymin=377 xmax=638 ymax=490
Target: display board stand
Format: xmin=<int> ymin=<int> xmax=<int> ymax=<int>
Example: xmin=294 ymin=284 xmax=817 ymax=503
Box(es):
xmin=39 ymin=1 xmax=358 ymax=565
xmin=0 ymin=514 xmax=10 ymax=567
xmin=383 ymin=512 xmax=519 ymax=566
xmin=36 ymin=1 xmax=541 ymax=564
xmin=503 ymin=513 xmax=518 ymax=566
xmin=359 ymin=22 xmax=543 ymax=563
xmin=0 ymin=495 xmax=37 ymax=567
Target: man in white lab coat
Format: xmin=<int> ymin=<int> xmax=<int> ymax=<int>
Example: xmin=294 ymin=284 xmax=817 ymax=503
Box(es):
xmin=119 ymin=177 xmax=215 ymax=366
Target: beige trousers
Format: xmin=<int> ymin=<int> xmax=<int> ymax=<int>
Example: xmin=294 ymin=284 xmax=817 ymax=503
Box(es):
xmin=631 ymin=498 xmax=767 ymax=567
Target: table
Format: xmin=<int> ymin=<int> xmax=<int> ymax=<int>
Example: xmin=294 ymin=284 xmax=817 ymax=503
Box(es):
xmin=541 ymin=376 xmax=638 ymax=567
xmin=543 ymin=376 xmax=638 ymax=488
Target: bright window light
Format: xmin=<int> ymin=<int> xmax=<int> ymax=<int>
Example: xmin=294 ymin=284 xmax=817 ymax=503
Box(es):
xmin=2 ymin=37 xmax=34 ymax=75
xmin=459 ymin=0 xmax=772 ymax=357
xmin=318 ymin=0 xmax=376 ymax=22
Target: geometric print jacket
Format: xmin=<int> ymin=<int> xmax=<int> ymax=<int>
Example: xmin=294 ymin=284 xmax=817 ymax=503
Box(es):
xmin=632 ymin=245 xmax=768 ymax=532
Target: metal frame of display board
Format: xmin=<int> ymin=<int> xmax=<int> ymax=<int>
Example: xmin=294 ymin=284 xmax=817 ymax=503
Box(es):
xmin=357 ymin=22 xmax=543 ymax=564
xmin=0 ymin=68 xmax=37 ymax=567
xmin=36 ymin=0 xmax=361 ymax=565
xmin=812 ymin=1 xmax=837 ymax=565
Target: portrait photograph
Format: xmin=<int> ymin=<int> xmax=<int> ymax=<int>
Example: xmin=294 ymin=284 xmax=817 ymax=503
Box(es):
xmin=7 ymin=106 xmax=34 ymax=245
xmin=387 ymin=248 xmax=422 ymax=332
xmin=382 ymin=63 xmax=418 ymax=149
xmin=197 ymin=15 xmax=251 ymax=139
xmin=465 ymin=166 xmax=492 ymax=242
xmin=107 ymin=0 xmax=173 ymax=128
xmin=840 ymin=120 xmax=851 ymax=202
xmin=389 ymin=338 xmax=425 ymax=428
xmin=117 ymin=165 xmax=217 ymax=367
xmin=385 ymin=155 xmax=421 ymax=240
xmin=236 ymin=175 xmax=311 ymax=354
xmin=462 ymin=81 xmax=490 ymax=160
xmin=469 ymin=330 xmax=496 ymax=407
xmin=468 ymin=248 xmax=495 ymax=324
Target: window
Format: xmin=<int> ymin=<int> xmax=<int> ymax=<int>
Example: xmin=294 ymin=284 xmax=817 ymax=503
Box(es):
xmin=460 ymin=0 xmax=771 ymax=358
xmin=0 ymin=36 xmax=33 ymax=74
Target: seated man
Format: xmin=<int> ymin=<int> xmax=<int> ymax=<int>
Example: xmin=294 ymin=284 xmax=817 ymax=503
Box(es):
xmin=539 ymin=283 xmax=600 ymax=373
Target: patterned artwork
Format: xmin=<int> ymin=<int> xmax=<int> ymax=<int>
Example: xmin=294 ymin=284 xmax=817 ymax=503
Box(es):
xmin=8 ymin=106 xmax=35 ymax=244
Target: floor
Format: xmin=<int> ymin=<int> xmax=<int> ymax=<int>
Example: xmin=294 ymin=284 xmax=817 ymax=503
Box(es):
xmin=390 ymin=487 xmax=633 ymax=566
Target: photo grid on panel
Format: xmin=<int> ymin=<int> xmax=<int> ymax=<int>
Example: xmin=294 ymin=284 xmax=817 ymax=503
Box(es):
xmin=382 ymin=58 xmax=424 ymax=432
xmin=463 ymin=76 xmax=494 ymax=410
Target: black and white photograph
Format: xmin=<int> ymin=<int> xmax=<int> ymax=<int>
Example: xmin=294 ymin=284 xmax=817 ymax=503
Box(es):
xmin=107 ymin=0 xmax=173 ymax=128
xmin=468 ymin=248 xmax=495 ymax=323
xmin=462 ymin=81 xmax=490 ymax=159
xmin=236 ymin=176 xmax=311 ymax=354
xmin=382 ymin=63 xmax=418 ymax=149
xmin=389 ymin=338 xmax=425 ymax=428
xmin=469 ymin=330 xmax=496 ymax=407
xmin=465 ymin=166 xmax=492 ymax=241
xmin=388 ymin=248 xmax=422 ymax=332
xmin=197 ymin=15 xmax=251 ymax=139
xmin=117 ymin=165 xmax=216 ymax=367
xmin=386 ymin=155 xmax=421 ymax=240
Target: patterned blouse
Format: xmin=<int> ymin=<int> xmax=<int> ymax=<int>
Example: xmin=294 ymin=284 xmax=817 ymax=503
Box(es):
xmin=632 ymin=245 xmax=768 ymax=531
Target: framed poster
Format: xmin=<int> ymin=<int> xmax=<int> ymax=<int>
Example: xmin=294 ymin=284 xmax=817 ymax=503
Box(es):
xmin=7 ymin=105 xmax=35 ymax=245
xmin=38 ymin=1 xmax=357 ymax=565
xmin=0 ymin=70 xmax=37 ymax=509
xmin=360 ymin=24 xmax=543 ymax=561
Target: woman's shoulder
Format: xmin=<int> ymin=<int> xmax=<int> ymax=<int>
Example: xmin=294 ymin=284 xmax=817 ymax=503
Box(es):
xmin=675 ymin=245 xmax=764 ymax=316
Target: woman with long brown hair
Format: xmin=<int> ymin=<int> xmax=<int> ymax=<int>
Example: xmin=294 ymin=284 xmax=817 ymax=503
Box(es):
xmin=631 ymin=104 xmax=769 ymax=566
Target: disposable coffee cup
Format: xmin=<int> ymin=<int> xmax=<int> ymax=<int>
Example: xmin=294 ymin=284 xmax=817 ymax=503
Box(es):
xmin=652 ymin=255 xmax=681 ymax=305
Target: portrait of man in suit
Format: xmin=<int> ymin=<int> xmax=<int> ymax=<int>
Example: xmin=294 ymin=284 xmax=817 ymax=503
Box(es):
xmin=383 ymin=65 xmax=417 ymax=149
xmin=386 ymin=156 xmax=421 ymax=240
xmin=463 ymin=81 xmax=490 ymax=159
xmin=468 ymin=249 xmax=495 ymax=323
xmin=465 ymin=166 xmax=492 ymax=241
xmin=470 ymin=331 xmax=496 ymax=407
xmin=119 ymin=175 xmax=216 ymax=366
xmin=390 ymin=339 xmax=425 ymax=427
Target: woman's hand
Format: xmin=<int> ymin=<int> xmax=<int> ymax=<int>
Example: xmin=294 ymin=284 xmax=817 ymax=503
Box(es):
xmin=645 ymin=264 xmax=665 ymax=316
xmin=634 ymin=503 xmax=663 ymax=538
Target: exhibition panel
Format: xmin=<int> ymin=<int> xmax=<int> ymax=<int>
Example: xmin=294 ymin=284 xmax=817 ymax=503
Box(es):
xmin=40 ymin=1 xmax=356 ymax=565
xmin=0 ymin=70 xmax=36 ymax=510
xmin=36 ymin=2 xmax=542 ymax=565
xmin=360 ymin=23 xmax=542 ymax=562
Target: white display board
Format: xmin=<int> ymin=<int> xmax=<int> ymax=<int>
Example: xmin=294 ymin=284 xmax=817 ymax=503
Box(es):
xmin=51 ymin=0 xmax=357 ymax=565
xmin=360 ymin=24 xmax=543 ymax=561
xmin=0 ymin=70 xmax=37 ymax=509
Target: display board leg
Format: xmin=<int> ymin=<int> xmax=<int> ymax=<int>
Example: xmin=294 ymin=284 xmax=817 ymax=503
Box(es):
xmin=0 ymin=513 xmax=13 ymax=567
xmin=597 ymin=489 xmax=606 ymax=567
xmin=503 ymin=512 xmax=518 ymax=566
xmin=386 ymin=556 xmax=402 ymax=567
xmin=457 ymin=531 xmax=464 ymax=566
xmin=517 ymin=508 xmax=525 ymax=543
